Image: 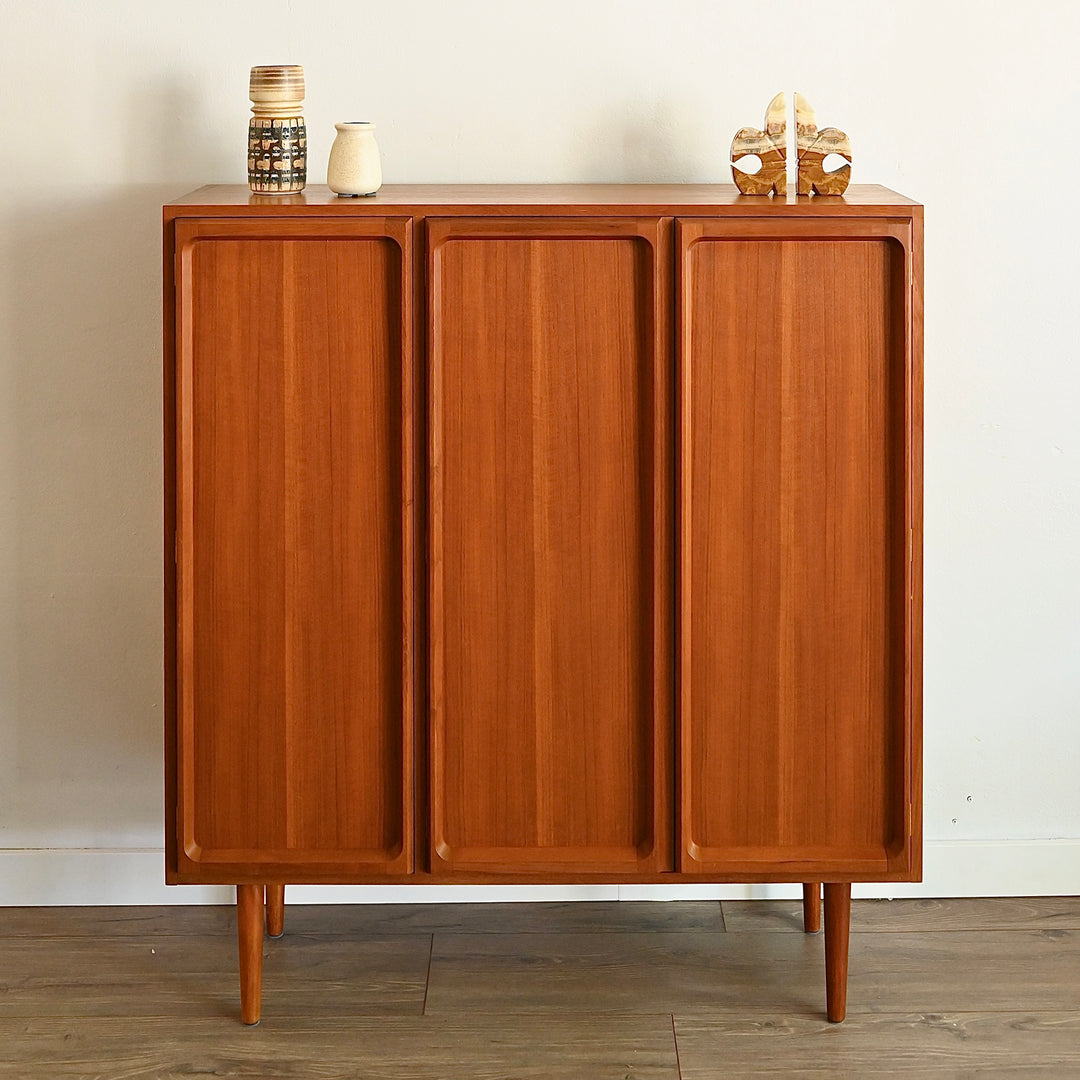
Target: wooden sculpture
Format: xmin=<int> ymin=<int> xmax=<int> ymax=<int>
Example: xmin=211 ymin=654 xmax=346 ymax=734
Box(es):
xmin=795 ymin=93 xmax=852 ymax=196
xmin=731 ymin=92 xmax=852 ymax=196
xmin=730 ymin=92 xmax=787 ymax=195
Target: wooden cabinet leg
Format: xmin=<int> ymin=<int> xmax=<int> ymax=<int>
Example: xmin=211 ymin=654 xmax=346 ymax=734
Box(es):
xmin=265 ymin=884 xmax=285 ymax=938
xmin=236 ymin=884 xmax=264 ymax=1025
xmin=823 ymin=882 xmax=851 ymax=1022
xmin=802 ymin=882 xmax=822 ymax=933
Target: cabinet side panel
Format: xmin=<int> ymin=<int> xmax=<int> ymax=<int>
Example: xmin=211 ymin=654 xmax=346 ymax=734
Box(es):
xmin=683 ymin=236 xmax=906 ymax=871
xmin=431 ymin=227 xmax=667 ymax=872
xmin=163 ymin=218 xmax=179 ymax=882
xmin=182 ymin=236 xmax=407 ymax=870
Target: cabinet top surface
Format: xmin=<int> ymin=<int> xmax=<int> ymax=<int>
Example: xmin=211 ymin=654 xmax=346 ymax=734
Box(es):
xmin=165 ymin=183 xmax=920 ymax=217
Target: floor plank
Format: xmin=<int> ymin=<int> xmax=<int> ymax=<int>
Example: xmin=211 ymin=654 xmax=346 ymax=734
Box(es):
xmin=722 ymin=897 xmax=1080 ymax=934
xmin=9 ymin=896 xmax=1075 ymax=939
xmin=425 ymin=931 xmax=827 ymax=1015
xmin=0 ymin=900 xmax=725 ymax=937
xmin=0 ymin=933 xmax=430 ymax=1019
xmin=0 ymin=904 xmax=238 ymax=938
xmin=424 ymin=928 xmax=1080 ymax=1017
xmin=279 ymin=900 xmax=725 ymax=936
xmin=674 ymin=1012 xmax=1080 ymax=1077
xmin=0 ymin=1015 xmax=679 ymax=1079
xmin=844 ymin=929 xmax=1080 ymax=1013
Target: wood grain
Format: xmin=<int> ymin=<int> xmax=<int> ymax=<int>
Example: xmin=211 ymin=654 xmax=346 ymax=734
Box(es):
xmin=678 ymin=219 xmax=916 ymax=878
xmin=423 ymin=931 xmax=826 ymax=1015
xmin=237 ymin=883 xmax=263 ymax=1024
xmin=0 ymin=905 xmax=241 ymax=937
xmin=428 ymin=217 xmax=672 ymax=875
xmin=5 ymin=901 xmax=1080 ymax=1076
xmin=165 ymin=195 xmax=922 ymax=891
xmin=795 ymin=93 xmax=852 ymax=197
xmin=266 ymin=884 xmax=285 ymax=937
xmin=165 ymin=183 xmax=918 ymax=214
xmin=6 ymin=1013 xmax=1080 ymax=1080
xmin=424 ymin=928 xmax=1080 ymax=1017
xmin=674 ymin=1012 xmax=1080 ymax=1078
xmin=173 ymin=219 xmax=413 ymax=879
xmin=725 ymin=896 xmax=1080 ymax=933
xmin=254 ymin=900 xmax=725 ymax=935
xmin=0 ymin=1016 xmax=680 ymax=1079
xmin=798 ymin=131 xmax=853 ymax=197
xmin=730 ymin=91 xmax=787 ymax=195
xmin=839 ymin=929 xmax=1080 ymax=1013
xmin=0 ymin=932 xmax=431 ymax=1019
xmin=824 ymin=882 xmax=851 ymax=1021
xmin=802 ymin=883 xmax=821 ymax=933
xmin=14 ymin=896 xmax=1079 ymax=941
xmin=163 ymin=215 xmax=179 ymax=884
xmin=0 ymin=900 xmax=723 ymax=937
xmin=908 ymin=205 xmax=925 ymax=884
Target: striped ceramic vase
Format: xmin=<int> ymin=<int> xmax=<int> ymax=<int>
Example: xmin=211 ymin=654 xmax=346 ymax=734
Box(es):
xmin=248 ymin=65 xmax=307 ymax=194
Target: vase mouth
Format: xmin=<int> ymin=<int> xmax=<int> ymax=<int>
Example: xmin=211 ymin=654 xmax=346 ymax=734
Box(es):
xmin=336 ymin=121 xmax=374 ymax=129
xmin=250 ymin=66 xmax=305 ymax=102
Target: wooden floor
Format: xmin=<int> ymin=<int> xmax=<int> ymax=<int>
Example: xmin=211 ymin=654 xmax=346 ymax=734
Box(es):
xmin=2 ymin=898 xmax=1080 ymax=1077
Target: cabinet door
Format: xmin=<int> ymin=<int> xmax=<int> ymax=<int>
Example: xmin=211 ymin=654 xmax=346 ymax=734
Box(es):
xmin=173 ymin=219 xmax=413 ymax=878
xmin=429 ymin=217 xmax=673 ymax=875
xmin=679 ymin=218 xmax=920 ymax=879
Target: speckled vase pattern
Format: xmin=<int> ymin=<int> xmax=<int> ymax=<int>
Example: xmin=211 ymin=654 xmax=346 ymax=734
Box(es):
xmin=327 ymin=122 xmax=382 ymax=197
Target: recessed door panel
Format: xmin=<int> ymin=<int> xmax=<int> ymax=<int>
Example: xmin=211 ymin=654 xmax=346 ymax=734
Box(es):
xmin=429 ymin=218 xmax=672 ymax=874
xmin=679 ymin=219 xmax=916 ymax=877
xmin=175 ymin=219 xmax=413 ymax=876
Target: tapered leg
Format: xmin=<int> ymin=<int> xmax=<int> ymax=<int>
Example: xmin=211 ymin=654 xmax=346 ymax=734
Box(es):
xmin=802 ymin=882 xmax=822 ymax=933
xmin=823 ymin=882 xmax=851 ymax=1022
xmin=236 ymin=884 xmax=264 ymax=1025
xmin=265 ymin=884 xmax=285 ymax=938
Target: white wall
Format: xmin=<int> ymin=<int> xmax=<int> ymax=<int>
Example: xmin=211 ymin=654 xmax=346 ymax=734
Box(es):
xmin=1 ymin=0 xmax=1078 ymax=903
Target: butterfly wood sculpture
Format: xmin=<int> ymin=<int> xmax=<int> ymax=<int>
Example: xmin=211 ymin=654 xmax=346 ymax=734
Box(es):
xmin=795 ymin=93 xmax=852 ymax=195
xmin=730 ymin=92 xmax=787 ymax=195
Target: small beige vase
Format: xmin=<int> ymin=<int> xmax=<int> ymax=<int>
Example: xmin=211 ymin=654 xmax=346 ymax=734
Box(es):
xmin=327 ymin=122 xmax=383 ymax=196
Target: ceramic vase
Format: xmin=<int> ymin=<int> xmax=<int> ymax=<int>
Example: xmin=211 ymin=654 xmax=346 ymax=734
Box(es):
xmin=327 ymin=122 xmax=383 ymax=197
xmin=248 ymin=65 xmax=307 ymax=194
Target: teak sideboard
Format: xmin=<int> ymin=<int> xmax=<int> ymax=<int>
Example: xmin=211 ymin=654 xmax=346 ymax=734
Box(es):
xmin=163 ymin=184 xmax=923 ymax=1025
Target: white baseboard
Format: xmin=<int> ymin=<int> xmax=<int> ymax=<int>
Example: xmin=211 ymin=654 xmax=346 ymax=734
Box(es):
xmin=0 ymin=840 xmax=1076 ymax=906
